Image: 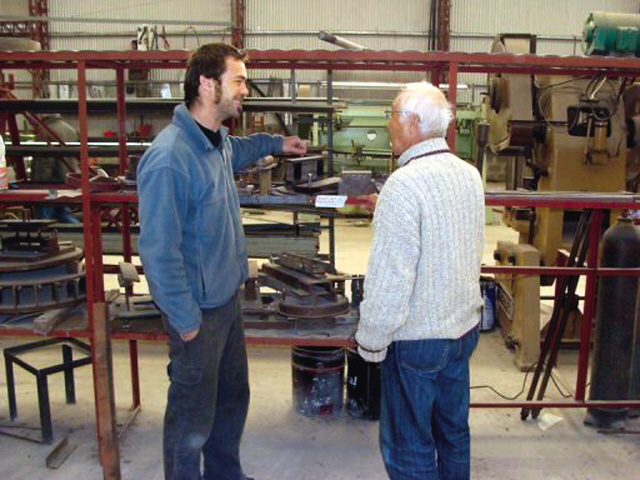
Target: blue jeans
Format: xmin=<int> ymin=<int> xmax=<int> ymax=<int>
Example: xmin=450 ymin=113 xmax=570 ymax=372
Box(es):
xmin=163 ymin=294 xmax=250 ymax=480
xmin=380 ymin=326 xmax=480 ymax=480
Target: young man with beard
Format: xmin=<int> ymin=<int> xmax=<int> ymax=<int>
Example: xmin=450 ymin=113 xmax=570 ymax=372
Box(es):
xmin=137 ymin=43 xmax=306 ymax=480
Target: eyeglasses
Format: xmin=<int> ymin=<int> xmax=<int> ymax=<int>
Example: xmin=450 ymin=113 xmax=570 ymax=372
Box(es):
xmin=383 ymin=110 xmax=412 ymax=120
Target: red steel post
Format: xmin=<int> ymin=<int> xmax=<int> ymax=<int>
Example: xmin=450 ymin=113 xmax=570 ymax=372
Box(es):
xmin=575 ymin=210 xmax=603 ymax=401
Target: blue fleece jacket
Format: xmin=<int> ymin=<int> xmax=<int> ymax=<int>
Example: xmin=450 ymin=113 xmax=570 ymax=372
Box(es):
xmin=137 ymin=104 xmax=283 ymax=334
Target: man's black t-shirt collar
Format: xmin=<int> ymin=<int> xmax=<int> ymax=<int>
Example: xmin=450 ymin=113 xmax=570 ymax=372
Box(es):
xmin=196 ymin=121 xmax=222 ymax=148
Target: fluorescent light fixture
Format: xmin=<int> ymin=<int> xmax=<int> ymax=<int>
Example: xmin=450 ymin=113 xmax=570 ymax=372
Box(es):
xmin=438 ymin=83 xmax=469 ymax=90
xmin=318 ymin=31 xmax=366 ymax=51
xmin=321 ymin=81 xmax=405 ymax=89
xmin=319 ymin=81 xmax=469 ymax=91
xmin=17 ymin=141 xmax=152 ymax=146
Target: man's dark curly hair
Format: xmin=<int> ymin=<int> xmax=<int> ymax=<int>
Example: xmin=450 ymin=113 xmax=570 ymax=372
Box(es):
xmin=183 ymin=43 xmax=246 ymax=108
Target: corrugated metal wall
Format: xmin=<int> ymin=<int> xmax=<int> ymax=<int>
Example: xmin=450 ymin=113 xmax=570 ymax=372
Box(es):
xmin=42 ymin=0 xmax=232 ymax=133
xmin=247 ymin=0 xmax=640 ymax=54
xmin=249 ymin=0 xmax=427 ymax=33
xmin=450 ymin=0 xmax=640 ymax=102
xmin=246 ymin=0 xmax=640 ymax=102
xmin=49 ymin=0 xmax=232 ymax=51
xmin=1 ymin=1 xmax=29 ymax=15
xmin=452 ymin=0 xmax=639 ymax=41
xmin=48 ymin=0 xmax=232 ymax=93
xmin=3 ymin=0 xmax=640 ymax=118
xmin=246 ymin=0 xmax=431 ymax=99
xmin=0 ymin=2 xmax=36 ymax=100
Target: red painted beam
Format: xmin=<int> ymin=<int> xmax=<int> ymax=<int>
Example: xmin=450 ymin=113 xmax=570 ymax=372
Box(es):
xmin=3 ymin=50 xmax=640 ymax=76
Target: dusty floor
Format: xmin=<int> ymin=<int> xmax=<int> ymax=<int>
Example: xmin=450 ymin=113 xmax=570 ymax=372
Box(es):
xmin=1 ymin=214 xmax=639 ymax=479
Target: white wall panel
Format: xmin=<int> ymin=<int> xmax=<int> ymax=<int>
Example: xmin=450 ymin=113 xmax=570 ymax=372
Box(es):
xmin=247 ymin=0 xmax=429 ymax=33
xmin=0 ymin=1 xmax=36 ymax=99
xmin=248 ymin=33 xmax=428 ymax=52
xmin=452 ymin=0 xmax=639 ymax=41
xmin=43 ymin=0 xmax=232 ymax=97
xmin=0 ymin=0 xmax=29 ymax=15
xmin=450 ymin=36 xmax=493 ymax=54
xmin=246 ymin=0 xmax=431 ymax=54
xmin=245 ymin=0 xmax=640 ymax=102
xmin=246 ymin=0 xmax=428 ymax=102
xmin=5 ymin=0 xmax=640 ymax=104
xmin=49 ymin=0 xmax=231 ymax=51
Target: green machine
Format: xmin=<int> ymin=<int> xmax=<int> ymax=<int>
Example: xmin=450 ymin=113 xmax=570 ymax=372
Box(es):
xmin=316 ymin=103 xmax=392 ymax=174
xmin=583 ymin=11 xmax=640 ymax=56
xmin=454 ymin=104 xmax=483 ymax=163
xmin=316 ymin=102 xmax=482 ymax=173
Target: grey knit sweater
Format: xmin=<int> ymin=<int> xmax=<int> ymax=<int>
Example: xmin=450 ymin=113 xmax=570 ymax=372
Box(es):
xmin=355 ymin=137 xmax=485 ymax=362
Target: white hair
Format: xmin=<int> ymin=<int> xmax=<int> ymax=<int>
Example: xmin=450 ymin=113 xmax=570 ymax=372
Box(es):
xmin=395 ymin=82 xmax=453 ymax=138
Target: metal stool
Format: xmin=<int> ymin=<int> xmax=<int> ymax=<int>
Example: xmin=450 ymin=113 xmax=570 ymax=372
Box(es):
xmin=3 ymin=338 xmax=92 ymax=443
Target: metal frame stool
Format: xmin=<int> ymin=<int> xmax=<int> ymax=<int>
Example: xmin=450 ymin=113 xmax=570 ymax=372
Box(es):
xmin=3 ymin=338 xmax=92 ymax=443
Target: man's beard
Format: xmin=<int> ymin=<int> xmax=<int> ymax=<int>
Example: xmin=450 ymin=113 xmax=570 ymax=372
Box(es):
xmin=214 ymin=80 xmax=222 ymax=104
xmin=215 ymin=87 xmax=242 ymax=119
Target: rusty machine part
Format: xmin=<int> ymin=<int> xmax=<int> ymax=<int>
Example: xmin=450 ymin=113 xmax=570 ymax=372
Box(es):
xmin=236 ymin=154 xmax=343 ymax=196
xmin=286 ymin=155 xmax=341 ymax=194
xmin=285 ymin=155 xmax=325 ymax=185
xmin=338 ymin=170 xmax=378 ymax=196
xmin=260 ymin=253 xmax=350 ymax=319
xmin=0 ymin=220 xmax=85 ymax=315
xmin=65 ymin=172 xmax=122 ymax=192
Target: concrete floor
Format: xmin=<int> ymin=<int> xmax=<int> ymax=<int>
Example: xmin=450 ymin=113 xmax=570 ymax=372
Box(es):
xmin=1 ymin=214 xmax=639 ymax=479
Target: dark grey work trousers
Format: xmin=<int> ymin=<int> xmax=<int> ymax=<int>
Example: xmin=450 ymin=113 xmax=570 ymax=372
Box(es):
xmin=163 ymin=294 xmax=250 ymax=480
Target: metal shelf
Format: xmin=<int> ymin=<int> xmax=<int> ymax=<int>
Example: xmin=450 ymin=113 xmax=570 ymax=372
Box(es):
xmin=3 ymin=49 xmax=640 ymax=76
xmin=0 ymin=98 xmax=339 ymax=114
xmin=5 ymin=144 xmax=147 ymax=157
xmin=4 ymin=48 xmax=640 ymax=480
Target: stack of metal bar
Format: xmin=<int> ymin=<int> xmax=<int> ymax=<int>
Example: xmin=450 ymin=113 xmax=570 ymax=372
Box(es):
xmin=260 ymin=253 xmax=351 ymax=319
xmin=0 ymin=219 xmax=85 ymax=318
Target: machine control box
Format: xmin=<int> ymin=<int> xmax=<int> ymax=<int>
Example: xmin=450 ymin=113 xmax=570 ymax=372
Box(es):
xmin=566 ymin=103 xmax=612 ymax=137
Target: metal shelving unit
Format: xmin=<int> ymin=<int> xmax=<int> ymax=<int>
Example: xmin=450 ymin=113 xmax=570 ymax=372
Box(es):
xmin=2 ymin=49 xmax=640 ymax=479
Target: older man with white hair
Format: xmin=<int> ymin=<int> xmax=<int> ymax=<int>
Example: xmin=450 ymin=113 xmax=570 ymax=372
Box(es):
xmin=355 ymin=81 xmax=484 ymax=480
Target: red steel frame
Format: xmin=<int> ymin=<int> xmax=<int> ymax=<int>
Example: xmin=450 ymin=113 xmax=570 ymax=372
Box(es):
xmin=2 ymin=50 xmax=640 ymax=479
xmin=232 ymin=0 xmax=246 ymax=49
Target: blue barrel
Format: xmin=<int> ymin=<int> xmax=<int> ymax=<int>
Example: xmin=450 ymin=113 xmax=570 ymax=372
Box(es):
xmin=480 ymin=277 xmax=497 ymax=331
xmin=291 ymin=346 xmax=345 ymax=416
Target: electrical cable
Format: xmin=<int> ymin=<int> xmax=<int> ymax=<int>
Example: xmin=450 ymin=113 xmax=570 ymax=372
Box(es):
xmin=549 ymin=372 xmax=572 ymax=399
xmin=537 ymin=75 xmax=592 ymax=90
xmin=182 ymin=26 xmax=200 ymax=48
xmin=471 ymin=362 xmax=537 ymax=401
xmin=585 ymin=75 xmax=602 ymax=99
xmin=537 ymin=85 xmax=584 ymax=134
xmin=471 ymin=361 xmax=574 ymax=400
xmin=536 ymin=75 xmax=619 ymax=138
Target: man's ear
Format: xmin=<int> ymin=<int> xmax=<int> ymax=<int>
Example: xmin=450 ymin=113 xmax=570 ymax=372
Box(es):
xmin=408 ymin=113 xmax=421 ymax=137
xmin=199 ymin=75 xmax=215 ymax=96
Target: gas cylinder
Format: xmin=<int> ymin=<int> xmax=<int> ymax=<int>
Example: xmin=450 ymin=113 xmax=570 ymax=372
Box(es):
xmin=585 ymin=215 xmax=640 ymax=429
